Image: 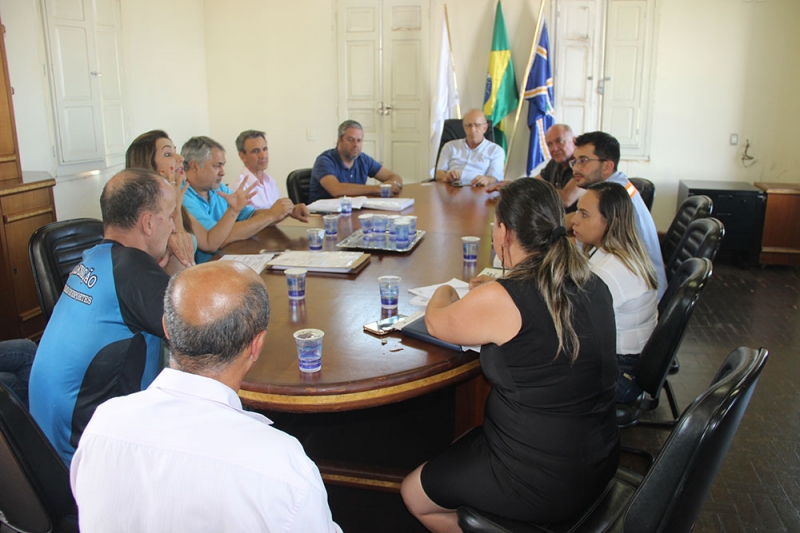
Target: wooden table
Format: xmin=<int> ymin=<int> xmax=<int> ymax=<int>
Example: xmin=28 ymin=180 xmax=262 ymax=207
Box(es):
xmin=754 ymin=182 xmax=800 ymax=266
xmin=221 ymin=183 xmax=497 ymax=488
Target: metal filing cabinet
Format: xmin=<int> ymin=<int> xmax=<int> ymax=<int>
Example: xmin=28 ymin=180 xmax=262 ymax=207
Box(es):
xmin=678 ymin=180 xmax=766 ymax=265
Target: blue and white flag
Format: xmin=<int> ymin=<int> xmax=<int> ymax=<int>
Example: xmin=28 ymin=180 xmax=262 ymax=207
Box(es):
xmin=525 ymin=21 xmax=554 ymax=175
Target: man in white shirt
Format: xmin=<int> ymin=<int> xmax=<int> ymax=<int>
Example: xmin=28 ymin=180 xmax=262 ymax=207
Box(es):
xmin=435 ymin=108 xmax=505 ymax=187
xmin=70 ymin=261 xmax=342 ymax=533
xmin=234 ymin=129 xmax=309 ymax=215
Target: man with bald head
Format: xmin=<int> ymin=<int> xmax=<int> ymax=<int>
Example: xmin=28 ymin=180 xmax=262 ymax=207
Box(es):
xmin=71 ymin=261 xmax=342 ymax=533
xmin=30 ymin=168 xmax=185 ymax=464
xmin=435 ymin=109 xmax=505 ymax=186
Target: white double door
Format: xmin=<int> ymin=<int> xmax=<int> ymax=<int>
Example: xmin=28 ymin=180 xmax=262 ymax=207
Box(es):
xmin=553 ymin=0 xmax=655 ymax=156
xmin=337 ymin=0 xmax=430 ymax=183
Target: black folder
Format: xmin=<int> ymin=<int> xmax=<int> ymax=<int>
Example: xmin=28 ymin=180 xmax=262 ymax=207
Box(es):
xmin=401 ymin=316 xmax=462 ymax=352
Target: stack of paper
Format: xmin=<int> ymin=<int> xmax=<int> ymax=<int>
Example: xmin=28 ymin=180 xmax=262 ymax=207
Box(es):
xmin=219 ymin=254 xmax=275 ymax=274
xmin=267 ymin=251 xmax=369 ymax=273
xmin=407 ymin=278 xmax=469 ymax=307
xmin=307 ymin=196 xmax=368 ymax=213
xmin=362 ymin=198 xmax=415 ymax=211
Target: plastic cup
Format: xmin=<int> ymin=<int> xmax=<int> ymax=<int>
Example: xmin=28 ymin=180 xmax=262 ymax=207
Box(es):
xmin=373 ymin=214 xmax=387 ymax=233
xmin=378 ymin=275 xmax=401 ymax=310
xmin=405 ymin=215 xmax=417 ymax=234
xmin=462 ymin=236 xmax=480 ymax=263
xmin=395 ymin=219 xmax=411 ymax=244
xmin=323 ymin=214 xmax=338 ymax=235
xmin=387 ymin=215 xmax=401 ymax=236
xmin=340 ymin=196 xmax=352 ymax=214
xmin=293 ymin=329 xmax=324 ymax=373
xmin=285 ymin=268 xmax=307 ymax=301
xmin=307 ymin=228 xmax=324 ymax=250
xmin=380 ymin=183 xmax=392 ymax=198
xmin=359 ymin=214 xmax=374 ymax=234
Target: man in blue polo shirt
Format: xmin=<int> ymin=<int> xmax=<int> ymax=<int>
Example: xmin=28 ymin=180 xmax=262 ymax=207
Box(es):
xmin=182 ymin=136 xmax=309 ymax=262
xmin=309 ymin=120 xmax=403 ymax=203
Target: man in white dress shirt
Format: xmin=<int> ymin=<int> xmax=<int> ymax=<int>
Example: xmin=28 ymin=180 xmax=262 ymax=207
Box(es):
xmin=70 ymin=261 xmax=342 ymax=533
xmin=435 ymin=109 xmax=505 ymax=187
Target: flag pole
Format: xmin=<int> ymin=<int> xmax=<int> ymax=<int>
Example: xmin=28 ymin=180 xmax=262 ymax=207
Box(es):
xmin=443 ymin=4 xmax=462 ymax=119
xmin=504 ymin=0 xmax=547 ymax=175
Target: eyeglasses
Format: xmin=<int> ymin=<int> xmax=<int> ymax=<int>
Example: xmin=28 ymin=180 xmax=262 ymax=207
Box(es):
xmin=569 ymin=157 xmax=607 ymax=168
xmin=464 ymin=122 xmax=487 ymax=129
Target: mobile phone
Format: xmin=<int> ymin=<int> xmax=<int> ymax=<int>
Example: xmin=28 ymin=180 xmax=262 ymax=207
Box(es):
xmin=363 ymin=314 xmax=407 ymax=336
xmin=450 ymin=180 xmax=464 ymax=187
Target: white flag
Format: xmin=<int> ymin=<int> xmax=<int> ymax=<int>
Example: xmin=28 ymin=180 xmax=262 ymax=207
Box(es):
xmin=429 ymin=16 xmax=460 ymax=177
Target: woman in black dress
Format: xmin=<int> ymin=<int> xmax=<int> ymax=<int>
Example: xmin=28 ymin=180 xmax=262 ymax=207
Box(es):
xmin=401 ymin=179 xmax=619 ymax=531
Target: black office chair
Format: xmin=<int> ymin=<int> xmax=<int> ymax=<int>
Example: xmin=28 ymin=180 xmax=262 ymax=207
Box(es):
xmin=29 ymin=218 xmax=104 ymax=320
xmin=434 ymin=118 xmax=495 ymax=172
xmin=628 ymin=177 xmax=655 ymax=212
xmin=457 ymin=345 xmax=768 ymax=533
xmin=0 ymin=382 xmax=79 ymax=533
xmin=616 ymin=258 xmax=713 ymax=429
xmin=664 ymin=217 xmax=724 ymax=283
xmin=661 ymin=195 xmax=713 ymax=271
xmin=286 ymin=168 xmax=312 ymax=205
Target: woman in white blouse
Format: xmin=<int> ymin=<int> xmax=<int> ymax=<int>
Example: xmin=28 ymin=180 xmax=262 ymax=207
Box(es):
xmin=572 ymin=181 xmax=658 ymax=402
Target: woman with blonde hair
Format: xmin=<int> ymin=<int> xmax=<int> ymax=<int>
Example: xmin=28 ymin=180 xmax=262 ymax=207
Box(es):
xmin=125 ymin=130 xmax=255 ymax=264
xmin=401 ymin=179 xmax=619 ymax=531
xmin=572 ymin=180 xmax=658 ymax=402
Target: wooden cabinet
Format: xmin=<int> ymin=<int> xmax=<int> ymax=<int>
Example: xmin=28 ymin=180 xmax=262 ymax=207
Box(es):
xmin=678 ymin=180 xmax=766 ymax=265
xmin=754 ymin=182 xmax=800 ymax=266
xmin=0 ymin=19 xmax=57 ymax=340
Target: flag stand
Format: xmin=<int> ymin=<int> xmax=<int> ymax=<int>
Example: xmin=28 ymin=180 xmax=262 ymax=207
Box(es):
xmin=444 ymin=4 xmax=462 ymax=119
xmin=504 ymin=0 xmax=547 ymax=176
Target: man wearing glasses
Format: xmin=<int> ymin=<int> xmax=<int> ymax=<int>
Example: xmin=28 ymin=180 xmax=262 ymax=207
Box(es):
xmin=570 ymin=131 xmax=667 ymax=299
xmin=435 ymin=109 xmax=505 ymax=187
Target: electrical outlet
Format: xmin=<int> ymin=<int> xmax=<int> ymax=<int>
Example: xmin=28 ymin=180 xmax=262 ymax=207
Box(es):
xmin=306 ymin=128 xmax=317 ymax=141
xmin=730 ymin=134 xmax=739 ymax=146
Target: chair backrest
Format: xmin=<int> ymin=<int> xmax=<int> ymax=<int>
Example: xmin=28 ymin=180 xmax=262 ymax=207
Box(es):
xmin=286 ymin=168 xmax=312 ymax=205
xmin=0 ymin=382 xmax=77 ymax=533
xmin=434 ymin=118 xmax=495 ymax=172
xmin=664 ymin=217 xmax=724 ymax=282
xmin=629 ymin=177 xmax=655 ymax=212
xmin=637 ymin=258 xmax=713 ymax=397
xmin=661 ymin=195 xmax=713 ymax=268
xmin=29 ymin=218 xmax=104 ymax=320
xmin=625 ymin=346 xmax=768 ymax=532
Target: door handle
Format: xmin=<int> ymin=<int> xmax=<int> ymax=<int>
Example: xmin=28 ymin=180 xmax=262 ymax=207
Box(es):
xmin=597 ymin=77 xmax=611 ymax=95
xmin=383 ymin=104 xmax=393 ymax=116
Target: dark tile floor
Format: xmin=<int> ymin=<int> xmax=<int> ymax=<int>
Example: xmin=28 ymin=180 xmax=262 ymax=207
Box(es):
xmin=275 ymin=261 xmax=800 ymax=532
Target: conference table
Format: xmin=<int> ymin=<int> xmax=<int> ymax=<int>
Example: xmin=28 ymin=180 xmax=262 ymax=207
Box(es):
xmin=220 ymin=182 xmax=499 ymax=489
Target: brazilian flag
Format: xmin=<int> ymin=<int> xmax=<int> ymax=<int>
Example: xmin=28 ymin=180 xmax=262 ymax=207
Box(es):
xmin=483 ymin=1 xmax=519 ymax=157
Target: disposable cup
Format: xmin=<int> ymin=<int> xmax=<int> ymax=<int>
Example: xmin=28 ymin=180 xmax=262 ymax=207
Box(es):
xmin=323 ymin=214 xmax=338 ymax=235
xmin=405 ymin=215 xmax=417 ymax=234
xmin=373 ymin=214 xmax=387 ymax=233
xmin=340 ymin=196 xmax=352 ymax=214
xmin=359 ymin=214 xmax=374 ymax=234
xmin=395 ymin=219 xmax=411 ymax=244
xmin=462 ymin=236 xmax=480 ymax=263
xmin=293 ymin=328 xmax=324 ymax=373
xmin=380 ymin=183 xmax=392 ymax=198
xmin=307 ymin=229 xmax=324 ymax=250
xmin=285 ymin=268 xmax=307 ymax=301
xmin=378 ymin=275 xmax=401 ymax=310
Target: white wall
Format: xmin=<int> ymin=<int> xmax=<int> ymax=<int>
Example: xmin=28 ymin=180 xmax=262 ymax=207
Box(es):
xmin=3 ymin=0 xmax=799 ymax=229
xmin=203 ymin=0 xmax=339 ymax=191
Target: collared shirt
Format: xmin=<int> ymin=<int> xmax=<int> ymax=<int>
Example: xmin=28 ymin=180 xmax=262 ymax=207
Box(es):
xmin=234 ymin=167 xmax=281 ymax=210
xmin=436 ymin=138 xmax=505 ymax=183
xmin=589 ymin=249 xmax=658 ymax=354
xmin=309 ymin=148 xmax=382 ymax=203
xmin=71 ymin=368 xmax=342 ymax=533
xmin=182 ymin=184 xmax=256 ymax=263
xmin=606 ymin=171 xmax=668 ymax=300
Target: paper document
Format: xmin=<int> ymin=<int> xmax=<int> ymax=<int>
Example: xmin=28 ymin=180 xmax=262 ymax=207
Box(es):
xmin=362 ymin=198 xmax=415 ymax=211
xmin=219 ymin=254 xmax=275 ymax=274
xmin=408 ymin=278 xmax=469 ymax=307
xmin=267 ymin=251 xmax=367 ymax=273
xmin=307 ymin=196 xmax=368 ymax=213
xmin=478 ymin=267 xmax=504 ymax=279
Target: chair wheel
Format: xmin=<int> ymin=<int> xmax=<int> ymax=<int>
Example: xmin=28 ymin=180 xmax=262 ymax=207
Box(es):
xmin=669 ymin=358 xmax=680 ymax=374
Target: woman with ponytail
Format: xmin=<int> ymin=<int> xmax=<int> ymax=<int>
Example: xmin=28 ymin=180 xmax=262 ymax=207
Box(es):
xmin=401 ymin=179 xmax=619 ymax=530
xmin=572 ymin=181 xmax=658 ymax=403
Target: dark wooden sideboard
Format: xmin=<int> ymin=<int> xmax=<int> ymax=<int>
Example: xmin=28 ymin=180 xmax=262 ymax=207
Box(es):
xmin=0 ymin=20 xmax=57 ymax=340
xmin=754 ymin=182 xmax=800 ymax=266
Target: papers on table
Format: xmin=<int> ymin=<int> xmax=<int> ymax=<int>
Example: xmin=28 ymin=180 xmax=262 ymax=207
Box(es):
xmin=362 ymin=198 xmax=415 ymax=211
xmin=267 ymin=251 xmax=370 ymax=273
xmin=219 ymin=254 xmax=275 ymax=274
xmin=478 ymin=267 xmax=504 ymax=279
xmin=407 ymin=278 xmax=469 ymax=307
xmin=307 ymin=196 xmax=368 ymax=213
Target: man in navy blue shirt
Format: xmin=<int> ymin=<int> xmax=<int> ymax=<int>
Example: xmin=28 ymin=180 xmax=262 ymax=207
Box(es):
xmin=309 ymin=120 xmax=403 ymax=203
